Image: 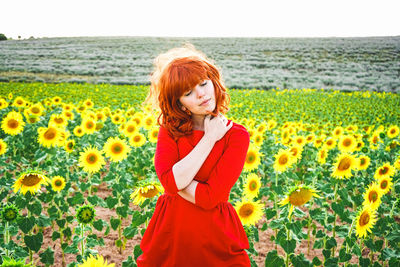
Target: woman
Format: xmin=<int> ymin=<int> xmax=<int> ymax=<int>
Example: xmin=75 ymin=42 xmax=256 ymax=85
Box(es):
xmin=137 ymin=44 xmax=251 ymax=266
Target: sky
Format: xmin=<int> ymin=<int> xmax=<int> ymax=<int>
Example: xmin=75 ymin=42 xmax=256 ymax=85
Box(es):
xmin=1 ymin=0 xmax=399 ymax=39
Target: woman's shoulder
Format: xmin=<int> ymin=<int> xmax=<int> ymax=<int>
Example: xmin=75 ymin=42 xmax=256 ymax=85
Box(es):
xmin=228 ymin=121 xmax=250 ymax=141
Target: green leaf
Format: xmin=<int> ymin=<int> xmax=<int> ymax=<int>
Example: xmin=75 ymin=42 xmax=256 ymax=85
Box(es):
xmin=265 ymin=207 xmax=277 ymax=220
xmin=325 ymin=237 xmax=337 ymax=249
xmin=133 ymin=244 xmax=142 ymax=260
xmin=339 ymin=248 xmax=352 ymax=262
xmin=312 ymin=256 xmax=322 ymax=266
xmin=116 ymin=206 xmax=128 ymax=218
xmin=93 ymin=219 xmax=105 ymax=232
xmin=29 ymin=200 xmax=42 ymax=216
xmin=265 ymin=250 xmax=284 ymax=267
xmin=24 ymin=233 xmax=43 ymax=252
xmin=382 ymin=248 xmax=400 ymax=260
xmin=56 ymin=219 xmax=66 ymax=229
xmin=52 ymin=231 xmax=61 ymax=241
xmin=122 ymin=256 xmax=136 ymax=267
xmin=39 ymin=247 xmax=54 ymax=265
xmin=359 ymin=257 xmax=371 ymax=267
xmin=106 ymin=196 xmax=119 ymax=209
xmin=123 ymin=225 xmax=137 ymax=239
xmin=110 ymin=217 xmax=121 ymax=230
xmin=290 ymin=253 xmax=312 ymax=267
xmin=280 ymin=238 xmax=296 ymax=254
xmin=18 ymin=216 xmax=36 ymax=234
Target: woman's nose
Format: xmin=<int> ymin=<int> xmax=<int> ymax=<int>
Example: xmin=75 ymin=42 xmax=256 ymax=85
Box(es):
xmin=196 ymin=87 xmax=205 ymax=98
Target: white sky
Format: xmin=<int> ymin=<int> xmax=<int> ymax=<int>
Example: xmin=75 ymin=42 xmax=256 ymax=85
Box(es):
xmin=1 ymin=0 xmax=399 ymax=39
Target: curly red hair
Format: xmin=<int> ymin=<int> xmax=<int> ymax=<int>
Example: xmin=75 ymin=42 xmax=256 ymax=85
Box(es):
xmin=156 ymin=56 xmax=230 ymax=139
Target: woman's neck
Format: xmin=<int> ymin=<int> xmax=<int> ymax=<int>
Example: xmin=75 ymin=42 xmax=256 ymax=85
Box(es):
xmin=191 ymin=114 xmax=205 ymax=131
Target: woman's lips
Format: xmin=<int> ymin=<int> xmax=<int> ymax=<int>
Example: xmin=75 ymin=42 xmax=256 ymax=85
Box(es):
xmin=200 ymin=99 xmax=210 ymax=106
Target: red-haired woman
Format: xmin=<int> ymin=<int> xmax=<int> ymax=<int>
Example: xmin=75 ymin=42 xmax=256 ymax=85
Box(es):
xmin=137 ymin=44 xmax=251 ymax=266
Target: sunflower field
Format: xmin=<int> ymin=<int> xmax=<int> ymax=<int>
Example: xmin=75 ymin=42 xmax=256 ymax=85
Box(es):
xmin=0 ymin=82 xmax=400 ymax=267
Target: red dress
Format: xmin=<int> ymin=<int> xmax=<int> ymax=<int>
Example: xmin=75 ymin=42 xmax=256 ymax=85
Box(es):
xmin=137 ymin=121 xmax=251 ymax=267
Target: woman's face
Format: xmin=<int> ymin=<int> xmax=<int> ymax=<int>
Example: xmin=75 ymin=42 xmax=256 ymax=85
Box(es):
xmin=179 ymin=79 xmax=216 ymax=115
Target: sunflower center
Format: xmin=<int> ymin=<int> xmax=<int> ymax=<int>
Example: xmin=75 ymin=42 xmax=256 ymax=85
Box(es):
xmin=134 ymin=136 xmax=141 ymax=142
xmin=359 ymin=211 xmax=370 ymax=227
xmin=279 ymin=154 xmax=288 ymax=165
xmin=290 ymin=148 xmax=298 ymax=157
xmin=86 ymin=153 xmax=98 ymax=164
xmin=31 ymin=107 xmax=40 ymax=114
xmin=55 ymin=118 xmax=64 ymax=124
xmin=380 ymin=181 xmax=388 ymax=190
xmin=368 ymin=191 xmax=378 ymax=203
xmin=22 ymin=174 xmax=42 ymax=186
xmin=141 ymin=187 xmax=159 ymax=198
xmin=343 ymin=138 xmax=352 ymax=147
xmin=44 ymin=128 xmax=57 ymax=140
xmin=246 ymin=152 xmax=256 ymax=164
xmin=249 ymin=181 xmax=257 ymax=191
xmin=379 ymin=167 xmax=388 ymax=175
xmin=338 ymin=157 xmax=351 ymax=171
xmin=55 ymin=180 xmax=62 ymax=187
xmin=360 ymin=158 xmax=366 ymax=165
xmin=86 ymin=121 xmax=94 ymax=129
xmin=152 ymin=131 xmax=158 ymax=138
xmin=289 ymin=189 xmax=312 ymax=206
xmin=239 ymin=203 xmax=254 ymax=218
xmin=67 ymin=142 xmax=74 ymax=149
xmin=327 ymin=140 xmax=333 ymax=146
xmin=390 ymin=129 xmax=395 ymax=134
xmin=127 ymin=126 xmax=135 ymax=133
xmin=7 ymin=119 xmax=19 ymax=129
xmin=111 ymin=143 xmax=123 ymax=154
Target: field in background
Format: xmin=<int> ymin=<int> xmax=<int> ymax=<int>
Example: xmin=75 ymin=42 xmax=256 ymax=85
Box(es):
xmin=0 ymin=36 xmax=399 ymax=92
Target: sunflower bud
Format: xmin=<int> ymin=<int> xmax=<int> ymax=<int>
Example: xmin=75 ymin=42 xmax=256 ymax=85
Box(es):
xmin=1 ymin=204 xmax=20 ymax=223
xmin=76 ymin=205 xmax=96 ymax=225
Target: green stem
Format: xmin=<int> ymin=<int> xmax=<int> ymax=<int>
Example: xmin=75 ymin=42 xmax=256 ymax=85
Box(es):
xmin=285 ymin=214 xmax=292 ymax=267
xmin=80 ymin=223 xmax=85 ymax=257
xmin=88 ymin=173 xmax=92 ymax=196
xmin=332 ymin=182 xmax=339 ymax=256
xmin=4 ymin=221 xmax=9 ymax=257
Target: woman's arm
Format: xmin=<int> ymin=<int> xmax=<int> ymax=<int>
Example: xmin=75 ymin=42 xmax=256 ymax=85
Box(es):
xmin=177 ymin=127 xmax=249 ymax=208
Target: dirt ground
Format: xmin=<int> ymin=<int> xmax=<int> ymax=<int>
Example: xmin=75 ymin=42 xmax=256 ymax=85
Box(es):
xmin=31 ymin=182 xmax=365 ymax=267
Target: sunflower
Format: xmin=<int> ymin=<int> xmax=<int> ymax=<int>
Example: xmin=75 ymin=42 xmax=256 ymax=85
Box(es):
xmin=252 ymin=133 xmax=264 ymax=147
xmin=148 ymin=127 xmax=159 ymax=143
xmin=395 ymin=156 xmax=400 ymax=170
xmin=355 ymin=206 xmax=377 ymax=238
xmin=13 ymin=96 xmax=26 ymax=107
xmin=331 ymin=153 xmax=358 ymax=179
xmin=288 ymin=144 xmax=303 ymax=164
xmin=1 ymin=111 xmax=25 ymax=135
xmin=243 ymin=145 xmax=262 ymax=172
xmin=27 ymin=103 xmax=44 ymax=117
xmin=96 ymin=111 xmax=106 ymax=122
xmin=317 ymin=148 xmax=328 ymax=165
xmin=130 ymin=180 xmax=164 ymax=205
xmin=293 ymin=135 xmax=306 ymax=147
xmin=338 ymin=135 xmax=357 ymax=153
xmin=78 ymin=146 xmax=105 ymax=174
xmin=49 ymin=114 xmax=68 ymax=128
xmin=81 ymin=118 xmax=96 ymax=134
xmin=234 ymin=199 xmax=263 ymax=226
xmin=78 ymin=254 xmax=115 ymax=267
xmin=143 ymin=115 xmax=156 ymax=130
xmin=38 ymin=126 xmax=62 ymax=148
xmin=0 ymin=139 xmax=7 ymax=156
xmin=369 ymin=133 xmax=381 ymax=150
xmin=52 ymin=96 xmax=62 ymax=105
xmin=256 ymin=121 xmax=268 ymax=134
xmin=306 ymin=133 xmax=315 ymax=143
xmin=62 ymin=103 xmax=74 ymax=111
xmin=111 ymin=114 xmax=124 ymax=125
xmin=355 ymin=155 xmax=370 ymax=171
xmin=51 ymin=176 xmax=66 ymax=192
xmin=103 ymin=137 xmax=131 ymax=162
xmin=129 ymin=133 xmax=146 ymax=147
xmin=73 ymin=126 xmax=85 ymax=137
xmin=377 ymin=176 xmax=393 ymax=195
xmin=279 ymin=184 xmax=320 ymax=218
xmin=362 ymin=182 xmax=382 ymax=211
xmin=273 ymin=149 xmax=294 ymax=173
xmin=132 ymin=113 xmax=143 ymax=128
xmin=0 ymin=98 xmax=9 ymax=110
xmin=13 ymin=170 xmax=49 ymax=195
xmin=65 ymin=139 xmax=75 ymax=153
xmin=374 ymin=162 xmax=396 ymax=181
xmin=331 ymin=126 xmax=343 ymax=138
xmin=387 ymin=125 xmax=399 ymax=139
xmin=313 ymin=136 xmax=324 ymax=148
xmin=243 ymin=173 xmax=261 ymax=200
xmin=323 ymin=138 xmax=336 ymax=150
xmin=83 ymin=99 xmax=94 ymax=109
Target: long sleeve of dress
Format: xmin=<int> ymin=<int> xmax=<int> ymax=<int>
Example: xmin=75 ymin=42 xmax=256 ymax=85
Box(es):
xmin=154 ymin=126 xmax=179 ymax=194
xmin=195 ymin=126 xmax=250 ymax=210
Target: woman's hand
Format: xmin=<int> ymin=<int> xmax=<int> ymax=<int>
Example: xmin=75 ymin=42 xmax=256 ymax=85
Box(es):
xmin=204 ymin=114 xmax=233 ymax=142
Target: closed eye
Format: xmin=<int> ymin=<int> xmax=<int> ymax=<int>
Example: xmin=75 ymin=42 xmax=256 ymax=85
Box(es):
xmin=200 ymin=81 xmax=207 ymax=86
